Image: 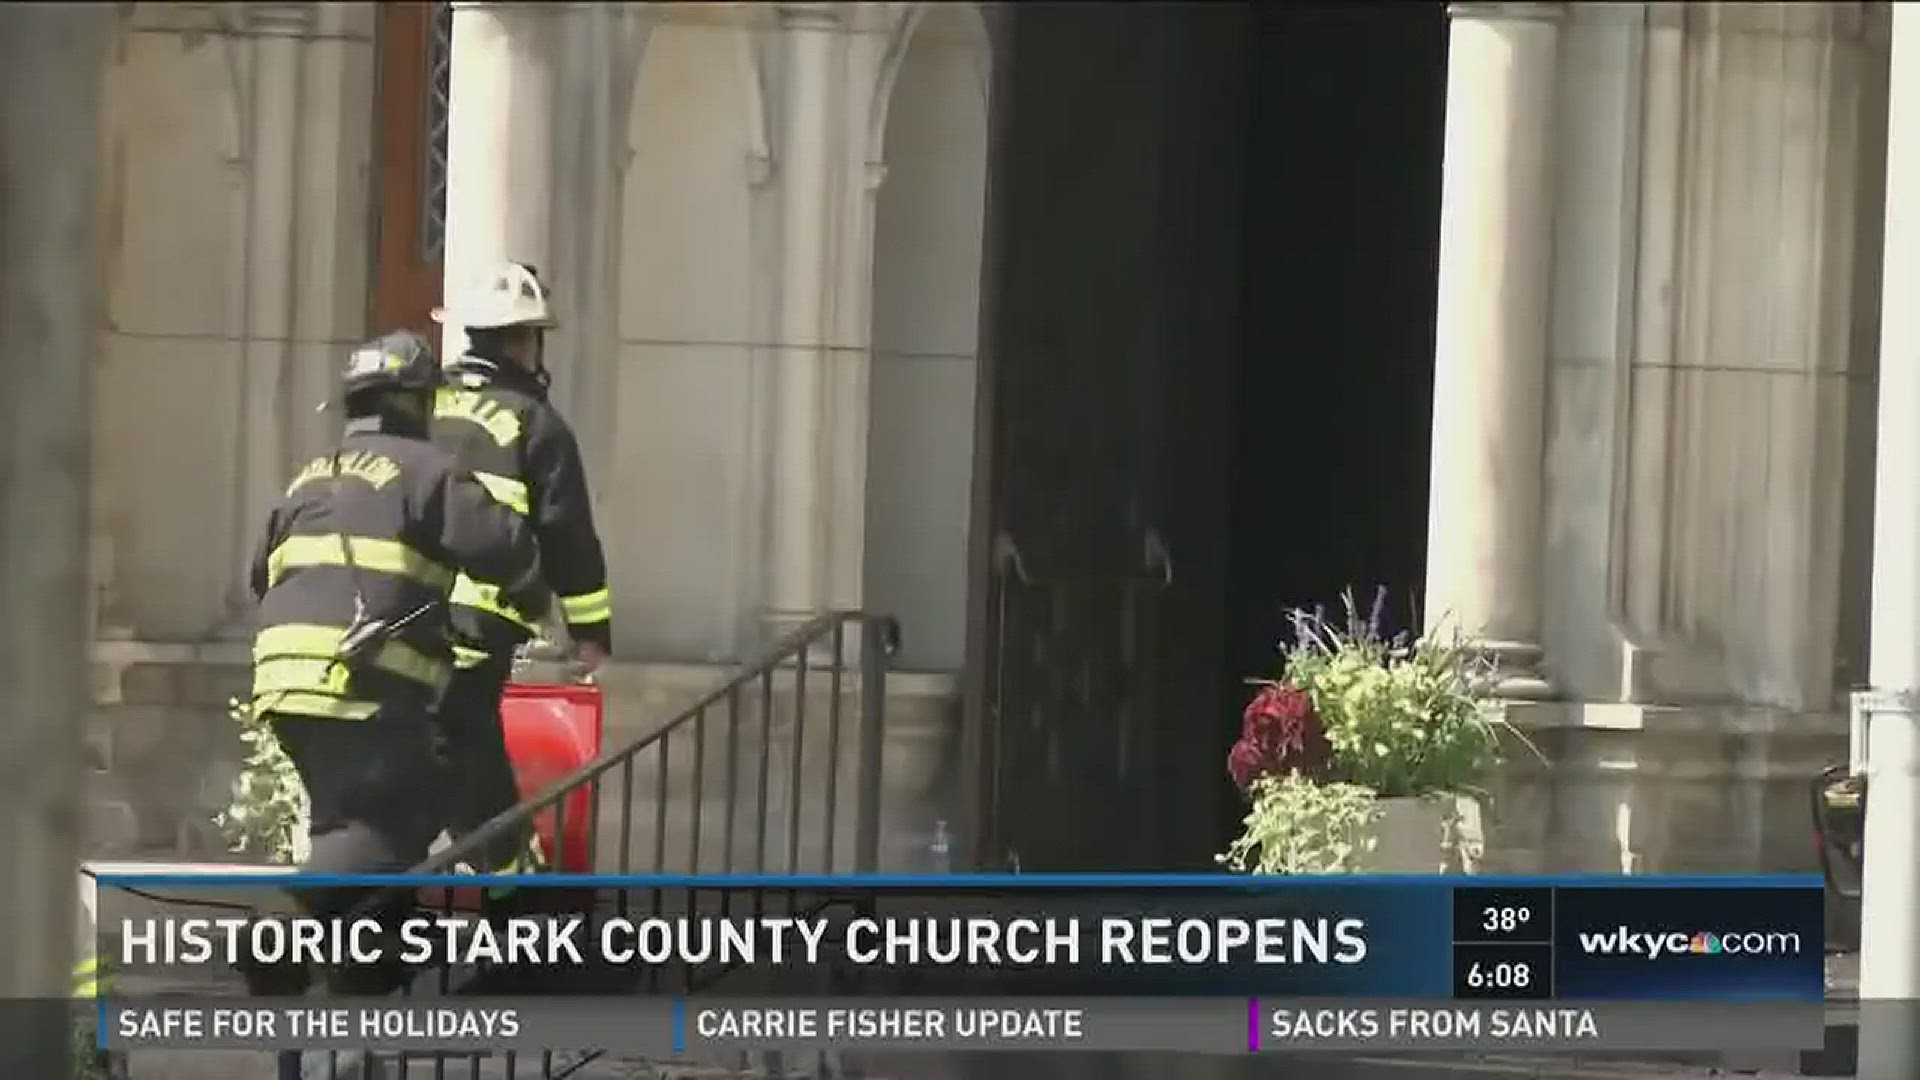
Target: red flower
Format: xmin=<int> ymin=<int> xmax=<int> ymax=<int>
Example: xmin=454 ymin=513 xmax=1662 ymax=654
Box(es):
xmin=1226 ymin=682 xmax=1331 ymax=792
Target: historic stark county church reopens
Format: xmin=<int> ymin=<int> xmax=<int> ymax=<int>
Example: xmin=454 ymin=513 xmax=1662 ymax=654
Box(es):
xmin=80 ymin=1 xmax=1893 ymax=877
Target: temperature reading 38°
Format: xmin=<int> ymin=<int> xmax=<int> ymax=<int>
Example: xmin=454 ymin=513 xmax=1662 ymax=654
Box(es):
xmin=1452 ymin=887 xmax=1552 ymax=944
xmin=1482 ymin=907 xmax=1531 ymax=934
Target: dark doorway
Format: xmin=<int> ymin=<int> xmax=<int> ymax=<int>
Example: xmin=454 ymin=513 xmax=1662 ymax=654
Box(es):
xmin=963 ymin=2 xmax=1447 ymax=872
xmin=1218 ymin=4 xmax=1449 ymax=846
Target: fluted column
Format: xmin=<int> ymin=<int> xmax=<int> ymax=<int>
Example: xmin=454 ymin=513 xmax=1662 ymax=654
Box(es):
xmin=765 ymin=3 xmax=843 ymax=639
xmin=1421 ymin=1 xmax=1564 ymax=698
xmin=440 ymin=0 xmax=558 ymax=359
xmin=228 ymin=1 xmax=315 ymax=626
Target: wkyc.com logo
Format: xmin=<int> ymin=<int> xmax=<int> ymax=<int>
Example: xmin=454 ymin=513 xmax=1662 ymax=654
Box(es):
xmin=1577 ymin=926 xmax=1804 ymax=960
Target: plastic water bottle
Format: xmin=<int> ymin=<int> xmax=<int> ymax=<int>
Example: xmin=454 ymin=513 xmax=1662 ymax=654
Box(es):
xmin=927 ymin=820 xmax=953 ymax=873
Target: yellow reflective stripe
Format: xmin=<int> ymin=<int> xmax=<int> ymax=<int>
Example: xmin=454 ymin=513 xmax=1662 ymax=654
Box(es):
xmin=266 ymin=535 xmax=453 ymax=590
xmin=255 ymin=657 xmax=354 ymax=697
xmin=559 ymin=588 xmax=611 ymax=625
xmin=484 ymin=836 xmax=549 ymax=897
xmin=253 ymin=624 xmax=451 ymax=692
xmin=453 ymin=644 xmax=492 ymax=669
xmin=73 ymin=956 xmax=99 ymax=998
xmin=253 ymin=691 xmax=381 ymax=721
xmin=450 ymin=574 xmax=540 ymax=631
xmin=471 ymin=472 xmax=530 ymax=515
xmin=252 ymin=658 xmax=352 ymax=700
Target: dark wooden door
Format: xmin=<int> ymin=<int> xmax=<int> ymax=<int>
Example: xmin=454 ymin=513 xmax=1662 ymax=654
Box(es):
xmin=962 ymin=4 xmax=1251 ymax=872
xmin=368 ymin=2 xmax=448 ymax=336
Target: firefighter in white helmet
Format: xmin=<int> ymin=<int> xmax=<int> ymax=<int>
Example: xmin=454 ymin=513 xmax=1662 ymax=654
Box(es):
xmin=430 ymin=263 xmax=612 ymax=878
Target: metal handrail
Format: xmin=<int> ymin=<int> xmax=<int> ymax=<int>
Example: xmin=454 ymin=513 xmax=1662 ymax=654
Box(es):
xmin=421 ymin=609 xmax=901 ymax=877
xmin=302 ymin=611 xmax=905 ymax=1079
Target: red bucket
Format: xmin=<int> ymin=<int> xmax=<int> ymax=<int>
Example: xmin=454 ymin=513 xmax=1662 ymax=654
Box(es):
xmin=421 ymin=681 xmax=603 ymax=910
xmin=500 ymin=681 xmax=603 ymax=870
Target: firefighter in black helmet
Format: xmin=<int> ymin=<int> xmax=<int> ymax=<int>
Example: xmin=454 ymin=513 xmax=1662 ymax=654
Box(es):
xmin=431 ymin=262 xmax=613 ymax=877
xmin=241 ymin=329 xmax=551 ymax=1002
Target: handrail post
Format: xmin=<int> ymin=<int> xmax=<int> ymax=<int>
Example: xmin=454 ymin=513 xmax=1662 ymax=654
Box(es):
xmin=854 ymin=617 xmax=894 ymax=871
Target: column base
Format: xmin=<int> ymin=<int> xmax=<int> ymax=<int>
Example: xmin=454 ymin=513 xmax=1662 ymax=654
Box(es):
xmin=760 ymin=607 xmax=832 ymax=661
xmin=761 ymin=607 xmax=819 ymax=640
xmin=1480 ymin=639 xmax=1555 ymax=700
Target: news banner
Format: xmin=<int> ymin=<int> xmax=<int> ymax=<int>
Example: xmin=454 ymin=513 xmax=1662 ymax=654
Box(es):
xmin=92 ymin=873 xmax=1827 ymax=1056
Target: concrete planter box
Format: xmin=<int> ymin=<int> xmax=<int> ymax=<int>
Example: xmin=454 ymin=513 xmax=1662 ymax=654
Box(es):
xmin=1358 ymin=794 xmax=1484 ymax=874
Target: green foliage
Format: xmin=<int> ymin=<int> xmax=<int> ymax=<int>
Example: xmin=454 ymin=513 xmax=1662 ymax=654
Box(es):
xmin=214 ymin=696 xmax=306 ymax=864
xmin=1282 ymin=594 xmax=1532 ymax=798
xmin=71 ymin=1015 xmax=124 ymax=1080
xmin=71 ymin=1016 xmax=98 ymax=1080
xmin=1218 ymin=590 xmax=1546 ymax=875
xmin=1217 ymin=773 xmax=1382 ymax=874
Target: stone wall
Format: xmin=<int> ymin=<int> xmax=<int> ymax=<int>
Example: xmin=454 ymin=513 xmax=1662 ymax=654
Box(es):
xmin=1498 ymin=2 xmax=1885 ymax=876
xmin=82 ymin=644 xmax=963 ymax=873
xmin=92 ymin=2 xmax=993 ymax=672
xmin=87 ymin=642 xmax=252 ymax=858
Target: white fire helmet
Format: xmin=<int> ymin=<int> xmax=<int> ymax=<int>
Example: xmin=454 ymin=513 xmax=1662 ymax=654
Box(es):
xmin=432 ymin=262 xmax=558 ymax=331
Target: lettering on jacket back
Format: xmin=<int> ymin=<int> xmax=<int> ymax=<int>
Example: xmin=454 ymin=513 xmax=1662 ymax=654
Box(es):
xmin=285 ymin=451 xmax=402 ymax=496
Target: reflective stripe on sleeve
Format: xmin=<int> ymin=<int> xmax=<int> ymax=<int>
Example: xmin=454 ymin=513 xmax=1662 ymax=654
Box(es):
xmin=471 ymin=471 xmax=530 ymax=515
xmin=450 ymin=574 xmax=540 ymax=632
xmin=73 ymin=955 xmax=99 ymax=998
xmin=559 ymin=587 xmax=611 ymax=625
xmin=266 ymin=534 xmax=453 ymax=590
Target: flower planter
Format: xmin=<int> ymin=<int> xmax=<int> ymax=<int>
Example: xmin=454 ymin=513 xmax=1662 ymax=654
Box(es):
xmin=1358 ymin=794 xmax=1484 ymax=874
xmin=1219 ymin=589 xmax=1529 ymax=878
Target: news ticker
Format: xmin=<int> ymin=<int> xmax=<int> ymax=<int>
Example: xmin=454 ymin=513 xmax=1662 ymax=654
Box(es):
xmin=94 ymin=873 xmax=1827 ymax=1004
xmin=101 ymin=997 xmax=1826 ymax=1054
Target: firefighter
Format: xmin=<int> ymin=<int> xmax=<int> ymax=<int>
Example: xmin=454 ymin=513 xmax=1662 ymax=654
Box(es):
xmin=430 ymin=262 xmax=613 ymax=876
xmin=242 ymin=329 xmax=551 ymax=1002
xmin=72 ymin=875 xmax=130 ymax=1079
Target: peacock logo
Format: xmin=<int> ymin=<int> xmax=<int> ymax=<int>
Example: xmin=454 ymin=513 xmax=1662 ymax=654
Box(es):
xmin=1687 ymin=932 xmax=1724 ymax=955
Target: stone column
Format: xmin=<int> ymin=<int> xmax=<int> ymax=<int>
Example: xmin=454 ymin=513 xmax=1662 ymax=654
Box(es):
xmin=228 ymin=2 xmax=315 ymax=626
xmin=765 ymin=3 xmax=842 ymax=639
xmin=0 ymin=0 xmax=109 ymax=1042
xmin=1859 ymin=5 xmax=1920 ymax=1071
xmin=553 ymin=2 xmax=619 ymax=445
xmin=440 ymin=0 xmax=558 ymax=359
xmin=1421 ymin=1 xmax=1563 ymax=698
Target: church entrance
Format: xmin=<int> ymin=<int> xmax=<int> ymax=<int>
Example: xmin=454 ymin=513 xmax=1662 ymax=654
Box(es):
xmin=964 ymin=2 xmax=1449 ymax=871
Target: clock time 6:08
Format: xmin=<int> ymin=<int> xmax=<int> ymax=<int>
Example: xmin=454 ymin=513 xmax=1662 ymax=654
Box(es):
xmin=1464 ymin=960 xmax=1535 ymax=991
